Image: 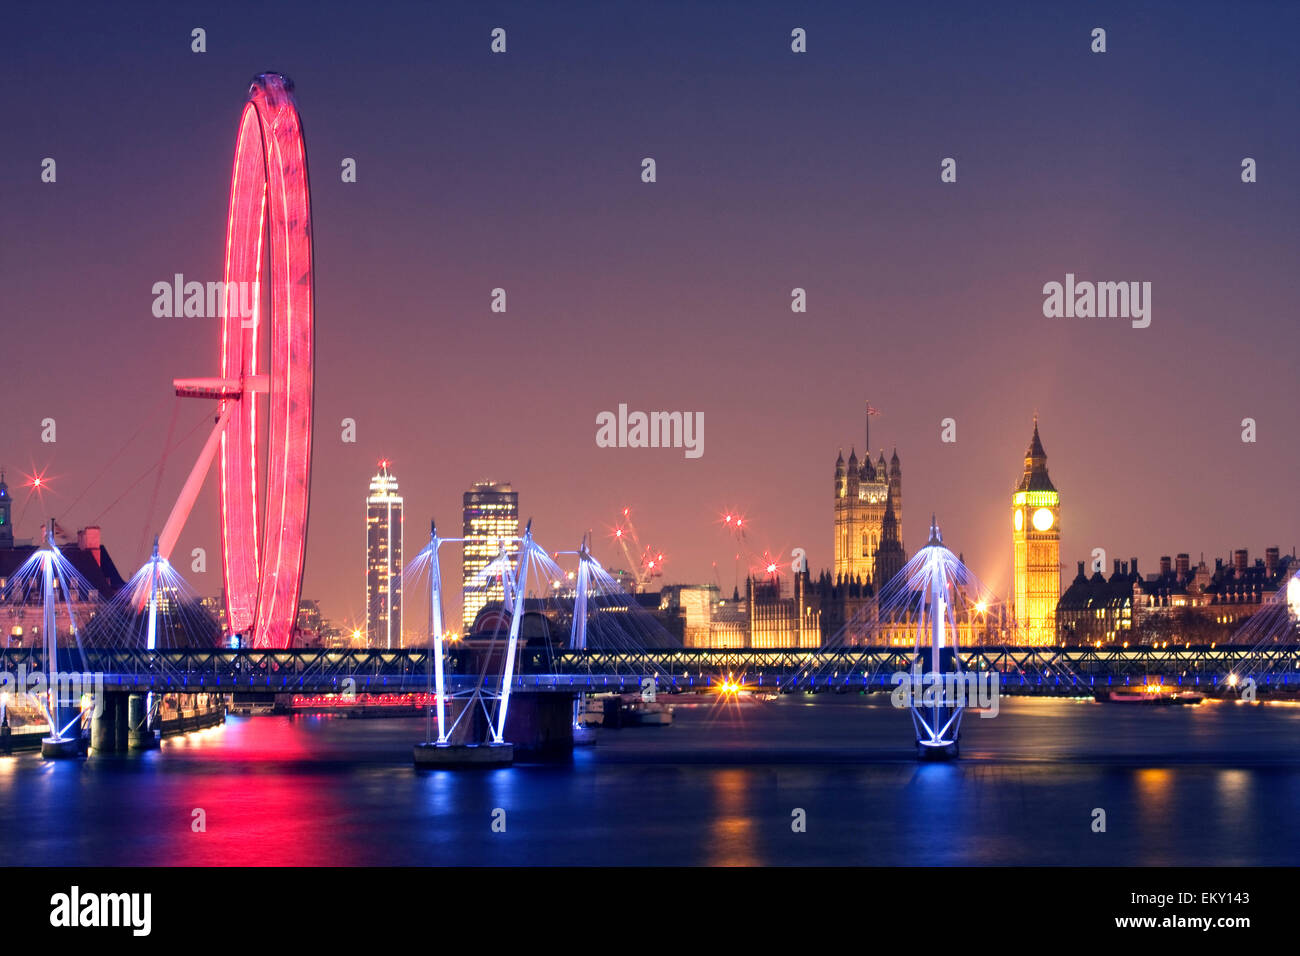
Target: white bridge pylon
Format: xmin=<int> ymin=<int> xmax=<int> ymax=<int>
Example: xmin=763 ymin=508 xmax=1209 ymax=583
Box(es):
xmin=0 ymin=522 xmax=93 ymax=748
xmin=569 ymin=532 xmax=596 ymax=652
xmin=410 ymin=519 xmax=551 ymax=747
xmin=415 ymin=520 xmax=456 ymax=744
xmin=406 ymin=519 xmax=675 ymax=749
xmin=408 ymin=522 xmax=653 ymax=747
xmin=908 ymin=518 xmax=966 ymax=756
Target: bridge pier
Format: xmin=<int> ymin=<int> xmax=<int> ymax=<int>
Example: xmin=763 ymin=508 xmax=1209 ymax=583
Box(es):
xmin=90 ymin=691 xmax=132 ymax=754
xmin=127 ymin=693 xmax=159 ymax=750
xmin=502 ymin=692 xmax=575 ymax=760
xmin=414 ymin=692 xmax=574 ymax=768
xmin=90 ymin=694 xmax=114 ymax=752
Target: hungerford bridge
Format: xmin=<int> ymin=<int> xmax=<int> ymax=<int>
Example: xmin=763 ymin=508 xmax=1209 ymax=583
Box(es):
xmin=6 ymin=643 xmax=1299 ymax=697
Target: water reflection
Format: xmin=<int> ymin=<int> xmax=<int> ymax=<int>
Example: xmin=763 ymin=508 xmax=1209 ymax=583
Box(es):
xmin=705 ymin=769 xmax=756 ymax=866
xmin=0 ymin=700 xmax=1296 ymax=865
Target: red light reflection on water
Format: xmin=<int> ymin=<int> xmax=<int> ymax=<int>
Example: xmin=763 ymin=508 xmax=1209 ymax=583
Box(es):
xmin=154 ymin=717 xmax=378 ymax=866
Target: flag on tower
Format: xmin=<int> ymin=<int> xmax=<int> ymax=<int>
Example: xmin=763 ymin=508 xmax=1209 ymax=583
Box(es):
xmin=865 ymin=402 xmax=881 ymax=455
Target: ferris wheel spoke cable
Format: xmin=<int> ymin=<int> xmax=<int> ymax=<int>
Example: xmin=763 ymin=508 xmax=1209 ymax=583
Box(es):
xmin=87 ymin=409 xmax=214 ymax=529
xmin=136 ymin=398 xmax=182 ymax=565
xmin=59 ymin=401 xmax=173 ymax=524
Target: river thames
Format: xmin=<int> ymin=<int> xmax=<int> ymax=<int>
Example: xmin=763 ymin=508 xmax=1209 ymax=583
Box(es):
xmin=2 ymin=695 xmax=1298 ymax=866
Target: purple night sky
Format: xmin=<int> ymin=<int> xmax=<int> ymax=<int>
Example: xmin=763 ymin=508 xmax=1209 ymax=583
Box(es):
xmin=3 ymin=1 xmax=1297 ymax=629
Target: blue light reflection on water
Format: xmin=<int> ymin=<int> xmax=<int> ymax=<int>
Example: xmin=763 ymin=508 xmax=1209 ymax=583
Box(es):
xmin=0 ymin=696 xmax=1297 ymax=865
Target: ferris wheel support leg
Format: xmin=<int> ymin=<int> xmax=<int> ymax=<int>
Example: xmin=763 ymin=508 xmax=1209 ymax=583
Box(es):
xmin=158 ymin=402 xmax=234 ymax=562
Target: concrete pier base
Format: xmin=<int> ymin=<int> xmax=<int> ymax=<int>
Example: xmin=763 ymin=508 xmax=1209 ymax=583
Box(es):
xmin=917 ymin=739 xmax=959 ymax=761
xmin=40 ymin=736 xmax=80 ymax=759
xmin=113 ymin=692 xmax=128 ymax=752
xmin=502 ymin=692 xmax=575 ymax=759
xmin=413 ymin=742 xmax=514 ymax=768
xmin=412 ymin=692 xmax=575 ymax=767
xmin=90 ymin=699 xmax=115 ymax=751
xmin=127 ymin=694 xmax=159 ymax=750
xmin=91 ymin=692 xmax=132 ymax=753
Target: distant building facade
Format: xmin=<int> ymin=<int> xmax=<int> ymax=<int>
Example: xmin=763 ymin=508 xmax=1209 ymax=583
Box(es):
xmin=663 ymin=569 xmax=1000 ymax=650
xmin=462 ymin=481 xmax=519 ymax=633
xmin=746 ymin=571 xmax=822 ymax=649
xmin=658 ymin=584 xmax=719 ymax=646
xmin=1057 ymin=548 xmax=1298 ymax=646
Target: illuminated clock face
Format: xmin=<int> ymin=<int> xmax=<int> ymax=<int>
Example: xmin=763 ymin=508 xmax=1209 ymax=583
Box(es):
xmin=1014 ymin=510 xmax=1023 ymax=531
xmin=1032 ymin=508 xmax=1055 ymax=532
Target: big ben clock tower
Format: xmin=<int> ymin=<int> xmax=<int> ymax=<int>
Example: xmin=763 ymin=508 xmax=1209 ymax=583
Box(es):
xmin=1012 ymin=417 xmax=1060 ymax=645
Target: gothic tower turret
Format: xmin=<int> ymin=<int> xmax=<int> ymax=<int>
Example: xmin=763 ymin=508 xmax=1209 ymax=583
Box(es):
xmin=873 ymin=486 xmax=906 ymax=597
xmin=0 ymin=472 xmax=11 ymax=549
xmin=888 ymin=448 xmax=902 ymax=550
xmin=835 ymin=449 xmax=862 ymax=581
xmin=834 ymin=414 xmax=896 ymax=586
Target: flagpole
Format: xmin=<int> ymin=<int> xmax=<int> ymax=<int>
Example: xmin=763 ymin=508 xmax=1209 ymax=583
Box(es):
xmin=865 ymin=401 xmax=881 ymax=458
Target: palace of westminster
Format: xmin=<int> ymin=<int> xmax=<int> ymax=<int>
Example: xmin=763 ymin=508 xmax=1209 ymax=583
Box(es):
xmin=662 ymin=411 xmax=1297 ymax=649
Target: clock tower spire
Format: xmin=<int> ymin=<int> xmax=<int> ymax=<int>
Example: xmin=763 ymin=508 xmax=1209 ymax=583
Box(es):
xmin=1012 ymin=417 xmax=1060 ymax=645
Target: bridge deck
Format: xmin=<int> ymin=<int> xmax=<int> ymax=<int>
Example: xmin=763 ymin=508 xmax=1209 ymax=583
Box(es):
xmin=3 ymin=645 xmax=1297 ymax=696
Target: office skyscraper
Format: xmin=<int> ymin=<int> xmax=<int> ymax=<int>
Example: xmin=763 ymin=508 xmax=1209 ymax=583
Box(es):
xmin=366 ymin=459 xmax=403 ymax=648
xmin=462 ymin=481 xmax=519 ymax=632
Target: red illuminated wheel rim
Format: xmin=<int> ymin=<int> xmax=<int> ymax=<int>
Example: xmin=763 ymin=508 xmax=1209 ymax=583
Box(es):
xmin=219 ymin=73 xmax=314 ymax=649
